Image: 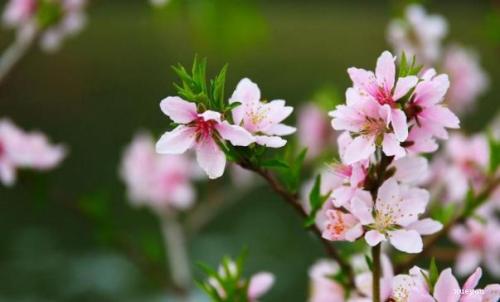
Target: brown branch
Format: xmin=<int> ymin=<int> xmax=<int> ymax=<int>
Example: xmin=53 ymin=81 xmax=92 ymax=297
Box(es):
xmin=395 ymin=176 xmax=500 ymax=274
xmin=238 ymin=160 xmax=355 ymax=287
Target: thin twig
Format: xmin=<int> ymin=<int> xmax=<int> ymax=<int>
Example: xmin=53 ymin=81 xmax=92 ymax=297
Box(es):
xmin=0 ymin=29 xmax=37 ymax=85
xmin=238 ymin=160 xmax=355 ymax=287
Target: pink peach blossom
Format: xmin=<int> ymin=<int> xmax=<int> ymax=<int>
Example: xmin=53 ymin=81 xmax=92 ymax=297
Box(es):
xmin=156 ymin=97 xmax=254 ymax=179
xmin=322 ymin=209 xmax=363 ymax=242
xmin=350 ymin=178 xmax=441 ymax=253
xmin=347 ymin=51 xmax=417 ymax=140
xmin=308 ymin=260 xmax=345 ymax=302
xmin=229 ymin=78 xmax=296 ymax=148
xmin=121 ymin=133 xmax=196 ymax=212
xmin=387 ymin=4 xmax=447 ymax=64
xmin=450 ymin=218 xmax=500 ymax=277
xmin=2 ymin=0 xmax=36 ymax=28
xmin=330 ymin=90 xmax=405 ymax=164
xmin=0 ymin=118 xmax=66 ymax=186
xmin=408 ymin=68 xmax=459 ymax=140
xmin=443 ymin=45 xmax=489 ymax=114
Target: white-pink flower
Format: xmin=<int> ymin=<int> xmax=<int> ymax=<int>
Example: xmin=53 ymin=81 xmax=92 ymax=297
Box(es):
xmin=387 ymin=4 xmax=448 ymax=64
xmin=330 ymin=91 xmax=405 ymax=164
xmin=229 ymin=78 xmax=296 ymax=148
xmin=0 ymin=118 xmax=66 ymax=186
xmin=308 ymin=260 xmax=345 ymax=302
xmin=450 ymin=218 xmax=500 ymax=277
xmin=120 ymin=133 xmax=196 ymax=212
xmin=298 ymin=103 xmax=335 ymax=159
xmin=443 ymin=45 xmax=489 ymax=114
xmin=348 ymin=51 xmax=417 ymax=137
xmin=350 ymin=178 xmax=441 ymax=253
xmin=408 ymin=68 xmax=459 ymax=139
xmin=156 ymin=97 xmax=254 ymax=179
xmin=322 ymin=209 xmax=363 ymax=242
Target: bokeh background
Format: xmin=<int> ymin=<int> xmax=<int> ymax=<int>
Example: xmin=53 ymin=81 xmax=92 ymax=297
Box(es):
xmin=0 ymin=0 xmax=498 ymax=301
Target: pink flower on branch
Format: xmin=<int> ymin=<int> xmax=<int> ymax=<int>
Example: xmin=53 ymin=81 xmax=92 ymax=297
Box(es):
xmin=350 ymin=178 xmax=441 ymax=253
xmin=229 ymin=78 xmax=296 ymax=148
xmin=156 ymin=96 xmax=254 ymax=179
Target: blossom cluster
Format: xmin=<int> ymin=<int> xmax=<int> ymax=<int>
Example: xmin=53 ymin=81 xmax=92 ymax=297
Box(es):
xmin=308 ymin=255 xmax=500 ymax=302
xmin=156 ymin=77 xmax=295 ymax=179
xmin=319 ymin=50 xmax=455 ymax=253
xmin=2 ymin=0 xmax=87 ymax=52
xmin=0 ymin=118 xmax=66 ymax=186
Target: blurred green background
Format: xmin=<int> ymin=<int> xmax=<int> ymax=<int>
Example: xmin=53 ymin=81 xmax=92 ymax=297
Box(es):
xmin=0 ymin=0 xmax=498 ymax=301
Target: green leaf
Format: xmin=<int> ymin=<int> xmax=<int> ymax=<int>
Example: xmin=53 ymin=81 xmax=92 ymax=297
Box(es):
xmin=428 ymin=258 xmax=439 ymax=290
xmin=304 ymin=174 xmax=331 ymax=227
xmin=260 ymin=159 xmax=290 ymax=169
xmin=488 ymin=132 xmax=500 ymax=174
xmin=365 ymin=254 xmax=374 ymax=272
xmin=462 ymin=188 xmax=477 ymax=217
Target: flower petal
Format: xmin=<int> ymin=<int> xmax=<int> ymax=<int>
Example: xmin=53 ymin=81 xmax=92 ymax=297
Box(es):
xmin=388 ymin=229 xmax=423 ymax=253
xmin=216 ymin=121 xmax=255 ymax=146
xmin=408 ymin=218 xmax=442 ymax=235
xmin=343 ymin=135 xmax=376 ymax=164
xmin=265 ymin=124 xmax=296 ymax=136
xmin=365 ymin=230 xmax=386 ymax=246
xmin=160 ymin=96 xmax=198 ymax=124
xmin=376 ymin=51 xmax=396 ymax=91
xmin=254 ymin=135 xmax=286 ymax=148
xmin=382 ymin=133 xmax=406 ymax=159
xmin=195 ymin=137 xmax=226 ymax=179
xmin=156 ymin=125 xmax=195 ymax=154
xmin=248 ymin=272 xmax=274 ymax=300
xmin=433 ymin=269 xmax=461 ymax=302
xmin=393 ymin=75 xmax=418 ymax=100
xmin=391 ymin=108 xmax=409 ymax=141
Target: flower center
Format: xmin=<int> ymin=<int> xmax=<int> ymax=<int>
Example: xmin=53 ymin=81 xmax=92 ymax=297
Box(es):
xmin=327 ymin=212 xmax=347 ymax=237
xmin=361 ymin=117 xmax=387 ymax=137
xmin=376 ymin=88 xmax=396 ymax=107
xmin=374 ymin=210 xmax=395 ymax=231
xmin=194 ymin=117 xmax=217 ymax=141
xmin=247 ymin=105 xmax=270 ymax=130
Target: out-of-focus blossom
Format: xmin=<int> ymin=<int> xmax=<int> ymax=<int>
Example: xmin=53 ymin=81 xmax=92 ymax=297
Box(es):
xmin=150 ymin=0 xmax=170 ymax=7
xmin=391 ymin=267 xmax=500 ymax=302
xmin=428 ymin=133 xmax=489 ymax=202
xmin=208 ymin=260 xmax=274 ymax=302
xmin=121 ymin=132 xmax=196 ymax=212
xmin=156 ymin=97 xmax=254 ymax=179
xmin=2 ymin=0 xmax=87 ymax=52
xmin=229 ymin=78 xmax=296 ymax=148
xmin=387 ymin=4 xmax=447 ymax=64
xmin=308 ymin=260 xmax=345 ymax=302
xmin=0 ymin=118 xmax=66 ymax=186
xmin=443 ymin=45 xmax=489 ymax=115
xmin=407 ymin=68 xmax=459 ymax=140
xmin=390 ymin=155 xmax=429 ymax=185
xmin=298 ymin=103 xmax=335 ymax=159
xmin=350 ymin=178 xmax=441 ymax=253
xmin=450 ymin=218 xmax=500 ymax=277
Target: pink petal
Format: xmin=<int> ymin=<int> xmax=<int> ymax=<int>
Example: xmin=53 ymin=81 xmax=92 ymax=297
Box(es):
xmin=393 ymin=75 xmax=418 ymax=100
xmin=215 ymin=121 xmax=254 ymax=146
xmin=392 ymin=156 xmax=428 ymax=184
xmin=159 ymin=96 xmax=198 ymax=124
xmin=365 ymin=230 xmax=385 ymax=246
xmin=156 ymin=125 xmax=195 ymax=154
xmin=199 ymin=110 xmax=222 ymax=122
xmin=195 ymin=137 xmax=226 ymax=179
xmin=343 ymin=135 xmax=376 ymax=164
xmin=348 ymin=67 xmax=378 ymax=97
xmin=265 ymin=100 xmax=294 ymax=125
xmin=350 ymin=194 xmax=374 ymax=225
xmin=0 ymin=160 xmax=16 ymax=186
xmin=433 ymin=268 xmax=461 ymax=302
xmin=382 ymin=133 xmax=406 ymax=159
xmin=388 ymin=229 xmax=423 ymax=253
xmin=254 ymin=135 xmax=286 ymax=148
xmin=391 ymin=108 xmax=409 ymax=141
xmin=265 ymin=124 xmax=296 ymax=136
xmin=375 ymin=51 xmax=396 ymax=91
xmin=463 ymin=267 xmax=482 ymax=291
xmin=230 ymin=78 xmax=261 ymax=105
xmin=408 ymin=219 xmax=442 ymax=235
xmin=248 ymin=272 xmax=274 ymax=300
xmin=422 ymin=105 xmax=460 ymax=129
xmin=483 ymin=284 xmax=500 ymax=302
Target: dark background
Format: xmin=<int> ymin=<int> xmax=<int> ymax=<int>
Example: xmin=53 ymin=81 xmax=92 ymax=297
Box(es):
xmin=0 ymin=0 xmax=498 ymax=301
